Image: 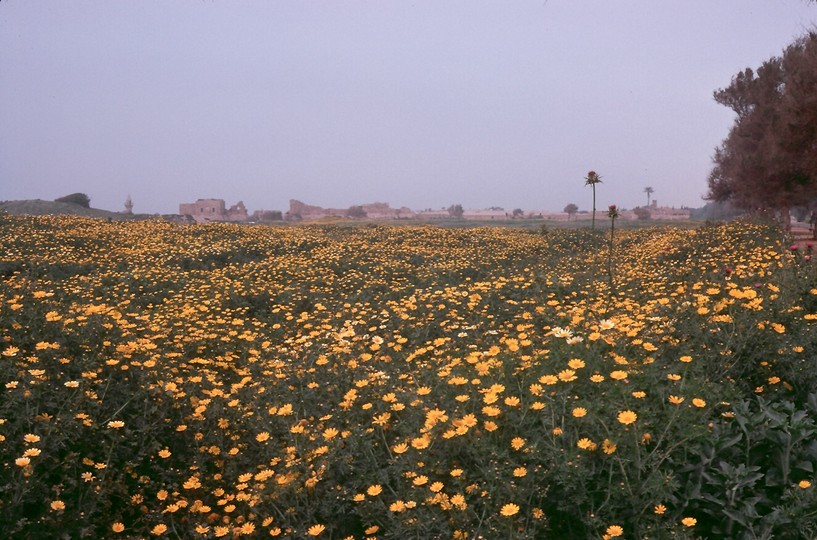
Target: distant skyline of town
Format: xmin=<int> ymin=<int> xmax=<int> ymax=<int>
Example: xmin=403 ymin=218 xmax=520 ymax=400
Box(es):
xmin=172 ymin=196 xmax=691 ymax=223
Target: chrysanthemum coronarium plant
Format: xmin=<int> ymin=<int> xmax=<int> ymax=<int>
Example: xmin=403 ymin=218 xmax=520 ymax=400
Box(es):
xmin=2 ymin=214 xmax=817 ymax=538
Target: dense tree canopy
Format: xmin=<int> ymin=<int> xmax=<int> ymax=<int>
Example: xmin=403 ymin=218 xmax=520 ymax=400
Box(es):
xmin=55 ymin=192 xmax=91 ymax=208
xmin=707 ymin=31 xmax=817 ymax=223
xmin=346 ymin=205 xmax=367 ymax=218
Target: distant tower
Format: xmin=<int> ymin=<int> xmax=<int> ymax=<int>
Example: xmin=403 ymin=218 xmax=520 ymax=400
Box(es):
xmin=124 ymin=195 xmax=133 ymax=214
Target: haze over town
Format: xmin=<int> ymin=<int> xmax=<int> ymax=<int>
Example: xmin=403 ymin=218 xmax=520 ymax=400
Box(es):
xmin=1 ymin=1 xmax=815 ymax=215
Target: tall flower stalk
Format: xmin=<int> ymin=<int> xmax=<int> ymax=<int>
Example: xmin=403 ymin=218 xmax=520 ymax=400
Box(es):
xmin=585 ymin=171 xmax=603 ymax=233
xmin=607 ymin=204 xmax=619 ymax=289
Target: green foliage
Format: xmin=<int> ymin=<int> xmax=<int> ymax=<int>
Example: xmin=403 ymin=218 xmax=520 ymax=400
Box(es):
xmin=682 ymin=396 xmax=817 ymax=539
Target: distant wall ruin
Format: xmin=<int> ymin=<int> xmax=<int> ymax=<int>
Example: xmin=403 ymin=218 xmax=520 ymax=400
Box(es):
xmin=177 ymin=197 xmax=691 ymax=223
xmin=286 ymin=199 xmax=415 ymax=220
xmin=179 ymin=199 xmax=248 ymax=222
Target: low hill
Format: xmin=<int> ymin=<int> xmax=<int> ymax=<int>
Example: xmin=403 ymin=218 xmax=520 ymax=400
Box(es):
xmin=0 ymin=199 xmax=137 ymax=220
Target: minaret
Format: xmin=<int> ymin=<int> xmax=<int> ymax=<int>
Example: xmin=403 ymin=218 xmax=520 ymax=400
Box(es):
xmin=124 ymin=195 xmax=133 ymax=214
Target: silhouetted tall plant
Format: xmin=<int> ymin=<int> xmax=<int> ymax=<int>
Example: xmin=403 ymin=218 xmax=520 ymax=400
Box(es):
xmin=584 ymin=171 xmax=602 ymax=233
xmin=644 ymin=186 xmax=654 ymax=207
xmin=607 ymin=204 xmax=619 ymax=290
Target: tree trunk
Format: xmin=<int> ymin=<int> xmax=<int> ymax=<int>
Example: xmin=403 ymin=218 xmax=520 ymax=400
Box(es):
xmin=591 ymin=186 xmax=596 ymax=233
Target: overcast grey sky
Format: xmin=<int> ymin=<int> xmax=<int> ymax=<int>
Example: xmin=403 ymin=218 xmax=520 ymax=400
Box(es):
xmin=1 ymin=1 xmax=815 ymax=215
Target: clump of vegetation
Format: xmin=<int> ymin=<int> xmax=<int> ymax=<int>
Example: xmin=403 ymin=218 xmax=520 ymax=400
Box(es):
xmin=633 ymin=206 xmax=651 ymax=220
xmin=347 ymin=205 xmax=368 ymax=218
xmin=708 ymin=31 xmax=817 ymax=228
xmin=54 ymin=193 xmax=91 ymax=208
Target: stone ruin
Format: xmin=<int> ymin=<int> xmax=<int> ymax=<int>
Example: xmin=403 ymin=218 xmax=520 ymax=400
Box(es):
xmin=285 ymin=199 xmax=415 ymax=220
xmin=179 ymin=199 xmax=249 ymax=223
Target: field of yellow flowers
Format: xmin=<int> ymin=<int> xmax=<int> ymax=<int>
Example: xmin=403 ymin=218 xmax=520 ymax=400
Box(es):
xmin=2 ymin=214 xmax=817 ymax=539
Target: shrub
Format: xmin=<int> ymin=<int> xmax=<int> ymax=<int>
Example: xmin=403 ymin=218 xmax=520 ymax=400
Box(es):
xmin=55 ymin=193 xmax=91 ymax=208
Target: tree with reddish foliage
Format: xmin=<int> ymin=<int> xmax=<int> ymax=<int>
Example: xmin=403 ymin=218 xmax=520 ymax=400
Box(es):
xmin=707 ymin=31 xmax=817 ymax=230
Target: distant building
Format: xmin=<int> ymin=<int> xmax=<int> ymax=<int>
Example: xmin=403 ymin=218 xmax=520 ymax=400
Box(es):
xmin=286 ymin=199 xmax=415 ymax=220
xmin=414 ymin=208 xmax=509 ymax=219
xmin=123 ymin=195 xmax=133 ymax=214
xmin=361 ymin=201 xmax=415 ymax=219
xmin=251 ymin=209 xmax=283 ymax=222
xmin=179 ymin=199 xmax=249 ymax=223
xmin=620 ymin=201 xmax=691 ymax=221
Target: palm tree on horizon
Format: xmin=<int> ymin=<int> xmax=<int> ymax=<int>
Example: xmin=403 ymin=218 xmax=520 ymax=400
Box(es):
xmin=644 ymin=186 xmax=654 ymax=208
xmin=585 ymin=171 xmax=603 ymax=232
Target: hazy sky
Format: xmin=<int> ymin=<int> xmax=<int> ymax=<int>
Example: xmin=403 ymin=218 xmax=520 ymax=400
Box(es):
xmin=1 ymin=1 xmax=815 ymax=215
